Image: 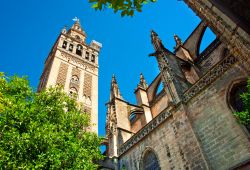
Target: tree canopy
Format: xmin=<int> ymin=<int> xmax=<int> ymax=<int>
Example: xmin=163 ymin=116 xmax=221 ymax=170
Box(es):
xmin=89 ymin=0 xmax=157 ymax=17
xmin=0 ymin=73 xmax=103 ymax=169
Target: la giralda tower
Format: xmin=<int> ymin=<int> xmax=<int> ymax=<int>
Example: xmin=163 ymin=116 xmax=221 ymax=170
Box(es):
xmin=38 ymin=19 xmax=102 ymax=134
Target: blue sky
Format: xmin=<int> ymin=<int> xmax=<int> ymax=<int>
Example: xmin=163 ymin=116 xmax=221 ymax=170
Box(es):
xmin=0 ymin=0 xmax=215 ymax=137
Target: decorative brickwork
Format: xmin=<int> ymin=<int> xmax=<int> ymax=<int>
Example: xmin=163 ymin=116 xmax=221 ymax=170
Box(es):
xmin=83 ymin=73 xmax=92 ymax=98
xmin=56 ymin=62 xmax=68 ymax=87
xmin=72 ymin=67 xmax=80 ymax=77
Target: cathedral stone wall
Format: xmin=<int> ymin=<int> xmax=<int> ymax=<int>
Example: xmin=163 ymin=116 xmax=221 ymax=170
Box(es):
xmin=107 ymin=35 xmax=249 ymax=170
xmin=198 ymin=42 xmax=225 ymax=74
xmin=115 ymin=100 xmax=130 ymax=132
xmin=119 ymin=105 xmax=208 ymax=170
xmin=104 ymin=2 xmax=250 ymax=168
xmin=130 ymin=112 xmax=146 ymax=133
xmin=150 ymin=91 xmax=169 ymax=118
xmin=117 ymin=61 xmax=250 ymax=170
xmin=187 ymin=61 xmax=250 ymax=170
xmin=118 ymin=129 xmax=133 ymax=148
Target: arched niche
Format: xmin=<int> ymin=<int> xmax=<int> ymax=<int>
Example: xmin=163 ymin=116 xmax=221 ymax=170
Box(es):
xmin=71 ymin=75 xmax=79 ymax=84
xmin=227 ymin=78 xmax=249 ymax=133
xmin=227 ymin=78 xmax=248 ymax=112
xmin=76 ymin=44 xmax=83 ymax=56
xmin=140 ymin=147 xmax=161 ymax=170
xmin=69 ymin=87 xmax=78 ymax=98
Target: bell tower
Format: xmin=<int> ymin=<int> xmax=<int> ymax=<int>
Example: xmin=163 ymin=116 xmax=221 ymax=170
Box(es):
xmin=38 ymin=19 xmax=102 ymax=134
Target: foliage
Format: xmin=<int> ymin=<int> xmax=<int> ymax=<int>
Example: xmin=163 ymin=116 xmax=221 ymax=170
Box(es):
xmin=234 ymin=79 xmax=250 ymax=126
xmin=89 ymin=0 xmax=157 ymax=17
xmin=0 ymin=74 xmax=103 ymax=169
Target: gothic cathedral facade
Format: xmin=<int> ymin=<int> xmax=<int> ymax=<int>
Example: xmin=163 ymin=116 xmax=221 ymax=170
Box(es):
xmin=101 ymin=0 xmax=250 ymax=170
xmin=38 ymin=20 xmax=102 ymax=134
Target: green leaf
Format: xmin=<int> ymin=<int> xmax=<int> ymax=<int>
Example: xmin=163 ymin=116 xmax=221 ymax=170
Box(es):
xmin=88 ymin=0 xmax=157 ymax=17
xmin=91 ymin=3 xmax=98 ymax=9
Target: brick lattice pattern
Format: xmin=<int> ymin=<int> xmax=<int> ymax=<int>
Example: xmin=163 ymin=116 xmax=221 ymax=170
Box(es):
xmin=83 ymin=73 xmax=92 ymax=98
xmin=56 ymin=62 xmax=68 ymax=87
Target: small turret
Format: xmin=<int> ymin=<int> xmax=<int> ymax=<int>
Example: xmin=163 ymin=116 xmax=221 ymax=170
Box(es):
xmin=134 ymin=73 xmax=152 ymax=123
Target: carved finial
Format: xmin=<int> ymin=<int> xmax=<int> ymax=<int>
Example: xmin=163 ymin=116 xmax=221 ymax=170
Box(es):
xmin=150 ymin=30 xmax=163 ymax=51
xmin=138 ymin=73 xmax=148 ymax=89
xmin=151 ymin=30 xmax=158 ymax=37
xmin=110 ymin=74 xmax=123 ymax=100
xmin=112 ymin=74 xmax=117 ymax=84
xmin=62 ymin=25 xmax=67 ymax=34
xmin=174 ymin=34 xmax=183 ymax=50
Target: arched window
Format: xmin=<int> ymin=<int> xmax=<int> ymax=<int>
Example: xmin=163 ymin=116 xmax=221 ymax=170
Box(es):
xmin=69 ymin=44 xmax=74 ymax=52
xmin=75 ymin=35 xmax=81 ymax=41
xmin=229 ymin=82 xmax=247 ymax=112
xmin=142 ymin=150 xmax=160 ymax=170
xmin=62 ymin=41 xmax=67 ymax=49
xmin=76 ymin=44 xmax=83 ymax=56
xmin=228 ymin=80 xmax=249 ymax=132
xmin=69 ymin=87 xmax=78 ymax=98
xmin=91 ymin=54 xmax=96 ymax=63
xmin=85 ymin=52 xmax=89 ymax=60
xmin=71 ymin=75 xmax=79 ymax=84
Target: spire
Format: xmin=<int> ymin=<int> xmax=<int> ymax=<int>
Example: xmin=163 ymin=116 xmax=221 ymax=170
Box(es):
xmin=149 ymin=31 xmax=187 ymax=105
xmin=149 ymin=30 xmax=171 ymax=57
xmin=151 ymin=30 xmax=163 ymax=51
xmin=137 ymin=73 xmax=148 ymax=89
xmin=110 ymin=74 xmax=123 ymax=100
xmin=174 ymin=34 xmax=183 ymax=50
